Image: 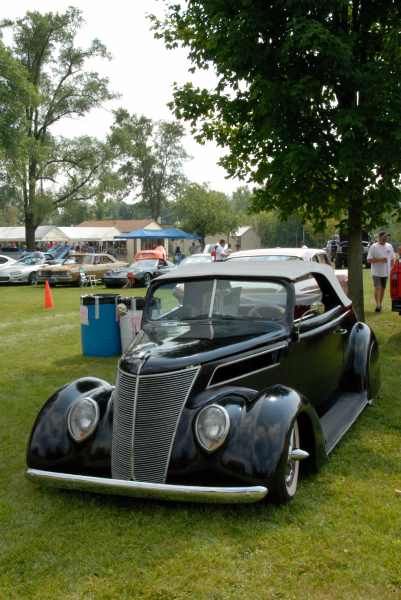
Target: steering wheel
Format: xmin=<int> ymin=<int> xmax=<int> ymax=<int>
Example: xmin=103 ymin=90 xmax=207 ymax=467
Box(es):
xmin=248 ymin=304 xmax=285 ymax=319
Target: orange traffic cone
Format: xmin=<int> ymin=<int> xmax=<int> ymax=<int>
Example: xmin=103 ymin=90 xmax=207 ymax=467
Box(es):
xmin=45 ymin=281 xmax=54 ymax=308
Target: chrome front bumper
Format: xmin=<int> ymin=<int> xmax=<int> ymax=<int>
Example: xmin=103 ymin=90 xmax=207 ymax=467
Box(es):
xmin=26 ymin=469 xmax=268 ymax=504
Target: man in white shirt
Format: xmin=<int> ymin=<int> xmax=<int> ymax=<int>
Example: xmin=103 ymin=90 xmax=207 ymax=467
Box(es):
xmin=215 ymin=239 xmax=229 ymax=261
xmin=367 ymin=230 xmax=395 ymax=312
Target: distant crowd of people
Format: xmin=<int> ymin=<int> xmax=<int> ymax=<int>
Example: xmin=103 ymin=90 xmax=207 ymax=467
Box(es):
xmin=174 ymin=240 xmax=242 ymax=261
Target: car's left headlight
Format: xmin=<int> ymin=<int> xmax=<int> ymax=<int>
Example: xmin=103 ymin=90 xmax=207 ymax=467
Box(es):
xmin=10 ymin=271 xmax=22 ymax=275
xmin=195 ymin=404 xmax=230 ymax=453
xmin=68 ymin=397 xmax=99 ymax=443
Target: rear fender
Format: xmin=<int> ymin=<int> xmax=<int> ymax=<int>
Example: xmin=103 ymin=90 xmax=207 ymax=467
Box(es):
xmin=27 ymin=377 xmax=114 ymax=474
xmin=342 ymin=323 xmax=381 ymax=398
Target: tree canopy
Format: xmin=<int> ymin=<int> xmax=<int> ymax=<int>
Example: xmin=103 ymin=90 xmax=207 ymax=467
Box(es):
xmin=173 ymin=181 xmax=239 ymax=247
xmin=152 ymin=0 xmax=401 ymax=320
xmin=109 ymin=109 xmax=190 ymax=221
xmin=0 ymin=8 xmax=118 ymax=249
xmin=0 ymin=38 xmax=38 ymax=161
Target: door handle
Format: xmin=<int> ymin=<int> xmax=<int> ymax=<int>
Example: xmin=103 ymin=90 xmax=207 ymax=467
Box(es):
xmin=334 ymin=328 xmax=347 ymax=335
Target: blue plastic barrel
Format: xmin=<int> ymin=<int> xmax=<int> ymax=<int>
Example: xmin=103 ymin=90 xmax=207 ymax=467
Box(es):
xmin=80 ymin=293 xmax=122 ymax=357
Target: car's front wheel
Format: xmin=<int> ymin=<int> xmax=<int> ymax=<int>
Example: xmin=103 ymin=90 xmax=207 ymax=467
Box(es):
xmin=28 ymin=272 xmax=37 ymax=285
xmin=144 ymin=272 xmax=152 ymax=286
xmin=75 ymin=275 xmax=85 ymax=287
xmin=271 ymin=419 xmax=301 ymax=504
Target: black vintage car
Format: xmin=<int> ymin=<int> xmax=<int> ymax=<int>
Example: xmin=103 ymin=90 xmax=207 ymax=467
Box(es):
xmin=26 ymin=262 xmax=380 ymax=504
xmin=102 ymin=258 xmax=175 ymax=288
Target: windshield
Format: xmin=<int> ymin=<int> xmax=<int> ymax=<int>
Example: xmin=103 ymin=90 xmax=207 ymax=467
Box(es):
xmin=127 ymin=259 xmax=158 ymax=269
xmin=180 ymin=256 xmax=213 ymax=265
xmin=230 ymin=255 xmax=303 ymax=261
xmin=146 ymin=278 xmax=287 ymax=323
xmin=63 ymin=255 xmax=94 ymax=265
xmin=15 ymin=256 xmax=43 ymax=266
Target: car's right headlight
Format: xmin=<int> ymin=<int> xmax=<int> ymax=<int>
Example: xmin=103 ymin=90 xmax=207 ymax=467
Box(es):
xmin=68 ymin=397 xmax=99 ymax=443
xmin=195 ymin=404 xmax=230 ymax=453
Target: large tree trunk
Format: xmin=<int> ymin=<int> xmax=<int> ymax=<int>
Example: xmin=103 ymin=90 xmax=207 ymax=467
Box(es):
xmin=24 ymin=209 xmax=36 ymax=251
xmin=347 ymin=192 xmax=365 ymax=322
xmin=24 ymin=168 xmax=37 ymax=250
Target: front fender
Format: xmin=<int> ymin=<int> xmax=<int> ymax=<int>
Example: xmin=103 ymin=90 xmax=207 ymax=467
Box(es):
xmin=27 ymin=377 xmax=114 ymax=475
xmin=167 ymin=385 xmax=326 ymax=488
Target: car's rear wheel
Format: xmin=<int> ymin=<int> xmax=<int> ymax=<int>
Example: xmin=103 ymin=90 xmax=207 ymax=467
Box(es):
xmin=271 ymin=419 xmax=300 ymax=504
xmin=28 ymin=272 xmax=37 ymax=285
xmin=144 ymin=272 xmax=151 ymax=286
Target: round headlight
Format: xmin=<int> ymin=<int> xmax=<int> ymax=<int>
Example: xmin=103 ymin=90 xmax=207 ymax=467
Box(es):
xmin=68 ymin=397 xmax=99 ymax=443
xmin=195 ymin=404 xmax=230 ymax=453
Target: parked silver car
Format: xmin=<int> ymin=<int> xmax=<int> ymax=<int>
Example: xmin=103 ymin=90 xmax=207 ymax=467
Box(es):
xmin=0 ymin=255 xmax=17 ymax=268
xmin=0 ymin=256 xmax=56 ymax=285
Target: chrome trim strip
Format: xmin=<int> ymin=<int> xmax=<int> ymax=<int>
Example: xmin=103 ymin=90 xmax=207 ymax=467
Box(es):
xmin=207 ymin=344 xmax=285 ymax=389
xmin=297 ymin=310 xmax=352 ymax=340
xmin=25 ymin=469 xmax=268 ymax=504
xmin=131 ymin=374 xmax=140 ymax=479
xmin=208 ymin=279 xmax=217 ymax=318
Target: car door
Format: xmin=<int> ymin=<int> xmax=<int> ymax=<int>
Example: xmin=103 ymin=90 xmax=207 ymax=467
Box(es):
xmin=284 ymin=275 xmax=350 ymax=413
xmin=94 ymin=255 xmax=116 ymax=276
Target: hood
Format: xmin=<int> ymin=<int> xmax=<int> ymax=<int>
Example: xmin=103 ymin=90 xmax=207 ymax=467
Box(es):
xmin=49 ymin=245 xmax=74 ymax=260
xmin=120 ymin=320 xmax=286 ymax=375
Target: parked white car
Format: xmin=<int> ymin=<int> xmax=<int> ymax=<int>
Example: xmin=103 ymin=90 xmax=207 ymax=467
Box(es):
xmin=227 ymin=247 xmax=349 ymax=295
xmin=201 ymin=243 xmax=219 ymax=255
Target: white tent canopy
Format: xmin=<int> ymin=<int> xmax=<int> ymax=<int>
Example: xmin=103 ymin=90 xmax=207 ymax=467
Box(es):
xmin=58 ymin=227 xmax=122 ymax=243
xmin=0 ymin=225 xmax=122 ymax=245
xmin=0 ymin=226 xmax=68 ymax=243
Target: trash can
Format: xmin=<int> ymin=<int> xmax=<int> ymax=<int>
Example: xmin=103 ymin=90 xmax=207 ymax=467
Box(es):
xmin=80 ymin=293 xmax=122 ymax=357
xmin=173 ymin=252 xmax=182 ymax=264
xmin=119 ymin=296 xmax=145 ymax=352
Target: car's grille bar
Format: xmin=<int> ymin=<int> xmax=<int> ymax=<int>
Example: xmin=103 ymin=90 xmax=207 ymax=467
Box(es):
xmin=38 ymin=271 xmax=69 ymax=278
xmin=112 ymin=366 xmax=200 ymax=483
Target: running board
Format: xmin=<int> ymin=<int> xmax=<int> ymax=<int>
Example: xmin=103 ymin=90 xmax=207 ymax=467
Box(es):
xmin=320 ymin=392 xmax=369 ymax=454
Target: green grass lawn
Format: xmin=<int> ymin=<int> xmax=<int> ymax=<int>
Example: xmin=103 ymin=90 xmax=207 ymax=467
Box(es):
xmin=0 ymin=275 xmax=400 ymax=600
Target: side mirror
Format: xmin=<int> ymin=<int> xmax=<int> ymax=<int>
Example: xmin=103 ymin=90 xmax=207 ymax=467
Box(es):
xmin=296 ymin=302 xmax=324 ymax=342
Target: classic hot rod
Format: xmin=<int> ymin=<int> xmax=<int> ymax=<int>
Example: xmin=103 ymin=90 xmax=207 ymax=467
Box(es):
xmin=26 ymin=261 xmax=380 ymax=504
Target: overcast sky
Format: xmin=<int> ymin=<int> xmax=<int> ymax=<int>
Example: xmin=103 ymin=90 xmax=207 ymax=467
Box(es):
xmin=3 ymin=0 xmax=243 ymax=198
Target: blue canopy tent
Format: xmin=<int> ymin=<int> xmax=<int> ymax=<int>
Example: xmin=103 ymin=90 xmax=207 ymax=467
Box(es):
xmin=114 ymin=228 xmax=200 ymax=240
xmin=114 ymin=228 xmax=201 ymax=264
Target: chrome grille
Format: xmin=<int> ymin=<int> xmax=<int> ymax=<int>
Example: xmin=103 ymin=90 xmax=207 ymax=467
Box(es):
xmin=112 ymin=366 xmax=200 ymax=483
xmin=38 ymin=270 xmax=69 ymax=278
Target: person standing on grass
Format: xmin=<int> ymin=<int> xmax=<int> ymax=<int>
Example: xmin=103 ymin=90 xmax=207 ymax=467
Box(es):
xmin=367 ymin=230 xmax=395 ymax=312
